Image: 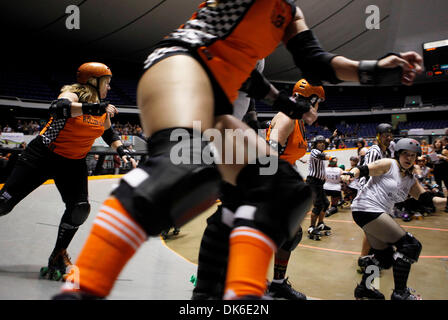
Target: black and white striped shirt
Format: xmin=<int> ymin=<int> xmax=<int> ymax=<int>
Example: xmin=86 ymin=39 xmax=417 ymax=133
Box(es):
xmin=359 ymin=144 xmax=391 ymax=185
xmin=308 ymin=149 xmax=327 ymax=181
xmin=362 ymin=145 xmax=390 ymax=165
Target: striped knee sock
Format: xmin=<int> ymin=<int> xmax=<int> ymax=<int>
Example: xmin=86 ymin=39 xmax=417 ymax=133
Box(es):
xmin=224 ymin=227 xmax=276 ymax=299
xmin=62 ymin=197 xmax=147 ymax=297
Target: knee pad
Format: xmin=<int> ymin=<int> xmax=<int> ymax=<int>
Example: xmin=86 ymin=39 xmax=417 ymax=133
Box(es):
xmin=113 ymin=128 xmax=221 ymax=236
xmin=0 ymin=190 xmax=15 ymax=217
xmin=370 ymin=247 xmax=394 ymax=270
xmin=393 ymin=232 xmax=422 ymax=263
xmin=234 ymin=159 xmax=312 ymax=246
xmin=62 ymin=202 xmax=91 ymax=227
xmin=280 ymin=226 xmax=303 ymax=252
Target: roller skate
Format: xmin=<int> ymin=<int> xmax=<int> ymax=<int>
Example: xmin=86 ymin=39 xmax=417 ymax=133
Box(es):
xmin=267 ymin=278 xmax=307 ymax=300
xmin=325 ymin=206 xmax=338 ymax=217
xmin=316 ymin=222 xmax=331 ymax=236
xmin=342 ymin=201 xmax=352 ymax=209
xmin=173 ymin=227 xmax=180 ymax=236
xmin=39 ymin=249 xmax=72 ymax=281
xmin=354 ymin=282 xmax=385 ymax=300
xmin=161 ymin=228 xmax=170 ymax=240
xmin=307 ymin=226 xmax=321 ymax=241
xmin=357 ymin=255 xmax=370 ymax=274
xmin=391 ymin=288 xmax=422 ymax=300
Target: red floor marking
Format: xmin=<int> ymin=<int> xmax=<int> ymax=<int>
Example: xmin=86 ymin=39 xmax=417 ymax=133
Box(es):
xmin=298 ymin=244 xmax=448 ymax=259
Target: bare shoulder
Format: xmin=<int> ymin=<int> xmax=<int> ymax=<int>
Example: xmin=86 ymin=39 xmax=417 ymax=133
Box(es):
xmin=58 ymin=91 xmax=79 ymax=102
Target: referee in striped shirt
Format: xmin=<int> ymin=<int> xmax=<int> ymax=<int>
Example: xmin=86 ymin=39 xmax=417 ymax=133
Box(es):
xmin=357 ymin=123 xmax=393 ymax=272
xmin=307 ymin=133 xmax=336 ymax=239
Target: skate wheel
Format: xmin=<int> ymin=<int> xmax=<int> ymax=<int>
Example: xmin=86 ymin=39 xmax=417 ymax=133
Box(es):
xmin=39 ymin=267 xmax=49 ymax=279
xmin=51 ymin=270 xmax=63 ymax=281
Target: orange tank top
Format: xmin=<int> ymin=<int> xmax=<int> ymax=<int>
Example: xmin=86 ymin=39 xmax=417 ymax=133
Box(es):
xmin=164 ymin=0 xmax=296 ymax=102
xmin=40 ymin=114 xmax=107 ymax=159
xmin=266 ymin=119 xmax=307 ymax=165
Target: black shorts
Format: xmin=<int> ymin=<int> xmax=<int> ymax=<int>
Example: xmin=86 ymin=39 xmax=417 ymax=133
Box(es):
xmin=143 ymin=45 xmax=233 ymax=116
xmin=352 ymin=211 xmax=383 ymax=228
xmin=325 ymin=189 xmax=342 ymax=198
xmin=307 ymin=176 xmax=329 ymax=212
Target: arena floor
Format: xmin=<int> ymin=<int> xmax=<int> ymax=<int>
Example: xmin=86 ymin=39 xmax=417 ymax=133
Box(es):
xmin=0 ymin=177 xmax=447 ymax=300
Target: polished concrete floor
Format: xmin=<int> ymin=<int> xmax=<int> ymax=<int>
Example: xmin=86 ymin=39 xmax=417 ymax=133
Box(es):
xmin=1 ymin=177 xmax=447 ymax=300
xmin=0 ymin=178 xmax=196 ymax=300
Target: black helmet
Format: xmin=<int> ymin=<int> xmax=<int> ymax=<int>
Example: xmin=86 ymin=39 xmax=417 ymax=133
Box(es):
xmin=350 ymin=155 xmax=359 ymax=162
xmin=376 ymin=123 xmax=393 ymax=135
xmin=312 ymin=135 xmax=326 ymax=148
xmin=394 ymin=138 xmax=422 ymax=156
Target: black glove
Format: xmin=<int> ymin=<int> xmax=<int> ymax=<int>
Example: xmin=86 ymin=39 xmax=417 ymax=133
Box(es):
xmin=272 ymin=90 xmax=311 ymax=120
xmin=116 ymin=145 xmax=133 ymax=162
xmin=82 ymin=101 xmax=109 ymax=116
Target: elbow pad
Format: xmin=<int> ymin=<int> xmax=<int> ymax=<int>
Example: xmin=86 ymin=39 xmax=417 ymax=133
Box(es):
xmin=286 ymin=30 xmax=342 ymax=86
xmin=102 ymin=127 xmax=120 ymax=146
xmin=49 ymin=98 xmax=72 ymax=119
xmin=356 ymin=165 xmax=370 ymax=178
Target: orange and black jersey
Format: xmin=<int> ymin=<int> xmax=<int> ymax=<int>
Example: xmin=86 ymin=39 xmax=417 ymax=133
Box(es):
xmin=40 ymin=114 xmax=107 ymax=159
xmin=151 ymin=0 xmax=297 ymax=103
xmin=266 ymin=119 xmax=307 ymax=165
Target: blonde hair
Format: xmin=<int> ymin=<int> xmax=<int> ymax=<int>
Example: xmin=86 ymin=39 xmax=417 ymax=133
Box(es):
xmin=60 ymin=83 xmax=99 ymax=103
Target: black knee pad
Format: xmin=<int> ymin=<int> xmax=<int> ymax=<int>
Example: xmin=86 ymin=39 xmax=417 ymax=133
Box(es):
xmin=113 ymin=128 xmax=221 ymax=236
xmin=370 ymin=246 xmax=394 ymax=270
xmin=62 ymin=202 xmax=91 ymax=227
xmin=234 ymin=159 xmax=312 ymax=246
xmin=393 ymin=232 xmax=422 ymax=263
xmin=280 ymin=226 xmax=303 ymax=252
xmin=0 ymin=190 xmax=14 ymax=217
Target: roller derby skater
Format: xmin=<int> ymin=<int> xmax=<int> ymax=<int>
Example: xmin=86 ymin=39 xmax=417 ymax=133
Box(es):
xmin=324 ymin=157 xmax=343 ymax=217
xmin=193 ymin=76 xmax=315 ymax=301
xmin=357 ymin=123 xmax=394 ymax=273
xmin=53 ymin=0 xmax=422 ymax=300
xmin=343 ymin=138 xmax=446 ymax=300
xmin=0 ymin=62 xmax=136 ymax=282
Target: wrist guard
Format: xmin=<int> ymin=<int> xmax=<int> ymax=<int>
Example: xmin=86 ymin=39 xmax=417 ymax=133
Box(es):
xmin=239 ymin=69 xmax=271 ymax=100
xmin=272 ymin=91 xmax=311 ymax=120
xmin=356 ymin=165 xmax=370 ymax=178
xmin=49 ymin=98 xmax=72 ymax=119
xmin=117 ymin=145 xmax=132 ymax=161
xmin=82 ymin=101 xmax=109 ymax=116
xmin=268 ymin=140 xmax=286 ymax=155
xmin=358 ymin=53 xmax=402 ymax=85
xmin=418 ymin=191 xmax=435 ymax=208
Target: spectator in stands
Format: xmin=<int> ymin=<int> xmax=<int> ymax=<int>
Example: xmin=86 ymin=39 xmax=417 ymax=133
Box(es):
xmin=431 ymin=139 xmax=448 ymax=212
xmin=2 ymin=124 xmax=12 ymax=133
xmin=357 ymin=138 xmax=368 ymax=164
xmin=87 ymin=154 xmax=99 ymax=176
xmin=420 ymin=139 xmax=429 ymax=155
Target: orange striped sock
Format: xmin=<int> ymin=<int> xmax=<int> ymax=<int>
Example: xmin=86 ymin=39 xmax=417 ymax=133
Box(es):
xmin=62 ymin=197 xmax=147 ymax=297
xmin=224 ymin=227 xmax=277 ymax=299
